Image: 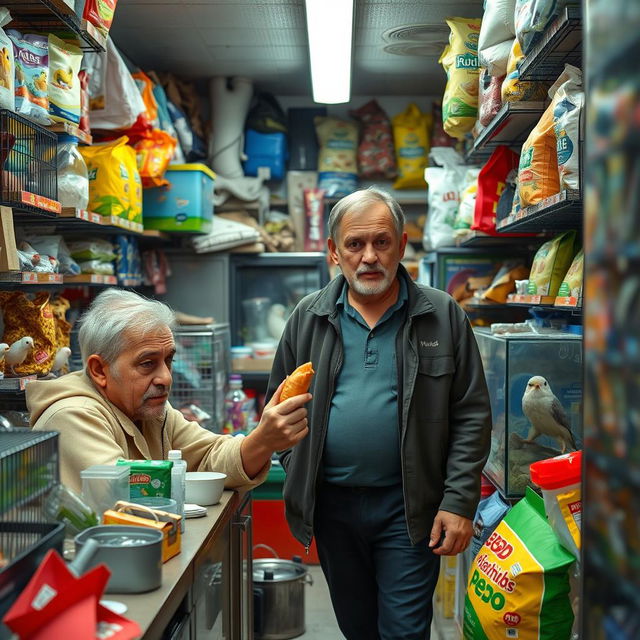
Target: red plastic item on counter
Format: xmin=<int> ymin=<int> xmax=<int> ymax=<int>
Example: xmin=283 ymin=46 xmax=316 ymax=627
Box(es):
xmin=530 ymin=450 xmax=582 ymax=490
xmin=480 ymin=473 xmax=497 ymax=498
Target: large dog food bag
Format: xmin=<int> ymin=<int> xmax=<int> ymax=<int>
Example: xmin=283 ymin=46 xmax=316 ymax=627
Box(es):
xmin=464 ymin=488 xmax=575 ymax=640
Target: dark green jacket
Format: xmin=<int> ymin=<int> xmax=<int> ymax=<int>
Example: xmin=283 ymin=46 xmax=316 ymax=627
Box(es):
xmin=267 ymin=265 xmax=492 ymax=548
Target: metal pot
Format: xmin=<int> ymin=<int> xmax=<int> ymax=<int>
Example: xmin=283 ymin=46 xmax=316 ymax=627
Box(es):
xmin=74 ymin=525 xmax=163 ymax=593
xmin=253 ymin=557 xmax=313 ymax=640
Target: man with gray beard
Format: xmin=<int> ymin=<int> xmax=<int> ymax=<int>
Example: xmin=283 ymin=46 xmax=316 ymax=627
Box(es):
xmin=29 ymin=289 xmax=310 ymax=494
xmin=268 ymin=187 xmax=491 ymax=640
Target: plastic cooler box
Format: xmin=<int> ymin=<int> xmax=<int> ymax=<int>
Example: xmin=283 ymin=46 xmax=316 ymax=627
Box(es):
xmin=143 ymin=163 xmax=215 ymax=233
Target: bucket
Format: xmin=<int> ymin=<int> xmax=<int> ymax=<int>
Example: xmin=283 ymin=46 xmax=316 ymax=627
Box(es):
xmin=253 ymin=544 xmax=313 ymax=640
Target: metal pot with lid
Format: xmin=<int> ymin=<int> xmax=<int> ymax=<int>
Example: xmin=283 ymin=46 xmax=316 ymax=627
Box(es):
xmin=253 ymin=546 xmax=313 ymax=640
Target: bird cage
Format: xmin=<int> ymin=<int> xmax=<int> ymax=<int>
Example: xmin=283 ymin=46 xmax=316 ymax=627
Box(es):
xmin=171 ymin=324 xmax=230 ymax=433
xmin=474 ymin=328 xmax=583 ymax=498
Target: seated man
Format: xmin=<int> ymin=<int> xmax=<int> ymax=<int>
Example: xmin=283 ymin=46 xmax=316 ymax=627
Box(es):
xmin=29 ymin=289 xmax=310 ymax=493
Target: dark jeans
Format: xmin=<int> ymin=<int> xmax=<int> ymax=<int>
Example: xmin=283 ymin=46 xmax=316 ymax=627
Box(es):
xmin=314 ymin=482 xmax=440 ymax=640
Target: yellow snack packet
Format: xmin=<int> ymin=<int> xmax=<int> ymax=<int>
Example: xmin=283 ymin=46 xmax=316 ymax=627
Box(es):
xmin=392 ymin=103 xmax=432 ymax=190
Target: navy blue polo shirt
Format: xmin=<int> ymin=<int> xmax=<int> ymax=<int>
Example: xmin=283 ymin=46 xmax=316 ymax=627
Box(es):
xmin=323 ymin=277 xmax=407 ymax=487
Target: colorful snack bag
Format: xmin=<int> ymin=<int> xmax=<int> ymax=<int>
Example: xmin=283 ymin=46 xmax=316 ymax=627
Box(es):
xmin=116 ymin=459 xmax=173 ymax=498
xmin=134 ymin=129 xmax=177 ymax=188
xmin=8 ymin=30 xmax=49 ymax=125
xmin=83 ymin=0 xmax=119 ymax=39
xmin=478 ymin=69 xmax=504 ymax=126
xmin=350 ymin=99 xmax=396 ymax=180
xmin=392 ymin=103 xmax=431 ymax=189
xmin=78 ymin=70 xmax=91 ymax=134
xmin=439 ymin=17 xmax=482 ymax=140
xmin=48 ymin=34 xmax=82 ymax=125
xmin=315 ymin=116 xmax=358 ymax=197
xmin=527 ymin=230 xmax=576 ymax=296
xmin=556 ymin=249 xmax=583 ymax=300
xmin=0 ymin=9 xmax=15 ymax=111
xmin=464 ymin=488 xmax=575 ymax=640
xmin=303 ymin=188 xmax=325 ymax=252
xmin=501 ymin=39 xmax=547 ymax=103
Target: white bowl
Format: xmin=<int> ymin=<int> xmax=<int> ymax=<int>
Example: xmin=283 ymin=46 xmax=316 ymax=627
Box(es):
xmin=185 ymin=471 xmax=227 ymax=506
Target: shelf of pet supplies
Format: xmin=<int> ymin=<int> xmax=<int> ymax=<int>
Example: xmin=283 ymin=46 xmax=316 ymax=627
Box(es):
xmin=4 ymin=0 xmax=107 ymax=52
xmin=64 ymin=274 xmax=118 ymax=286
xmin=2 ymin=192 xmax=61 ymax=217
xmin=47 ymin=123 xmax=92 ymax=145
xmin=0 ymin=271 xmax=63 ymax=284
xmin=496 ymin=190 xmax=582 ymax=233
xmin=58 ymin=208 xmax=144 ymax=234
xmin=0 ymin=375 xmax=36 ymax=391
xmin=518 ymin=5 xmax=582 ymax=82
xmin=456 ymin=231 xmax=546 ymax=248
xmin=465 ymin=101 xmax=547 ymax=163
xmin=506 ymin=294 xmax=583 ymax=314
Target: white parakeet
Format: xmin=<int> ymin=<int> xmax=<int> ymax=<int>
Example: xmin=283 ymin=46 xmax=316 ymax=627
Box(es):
xmin=5 ymin=336 xmax=34 ymax=375
xmin=522 ymin=375 xmax=577 ymax=453
xmin=51 ymin=346 xmax=72 ymax=373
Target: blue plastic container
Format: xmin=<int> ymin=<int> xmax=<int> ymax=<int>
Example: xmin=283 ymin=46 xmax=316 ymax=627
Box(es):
xmin=243 ymin=129 xmax=287 ymax=180
xmin=143 ymin=163 xmax=215 ymax=233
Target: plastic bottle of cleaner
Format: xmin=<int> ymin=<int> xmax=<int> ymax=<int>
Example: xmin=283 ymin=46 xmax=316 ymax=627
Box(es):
xmin=224 ymin=374 xmax=249 ymax=433
xmin=168 ymin=449 xmax=187 ymax=532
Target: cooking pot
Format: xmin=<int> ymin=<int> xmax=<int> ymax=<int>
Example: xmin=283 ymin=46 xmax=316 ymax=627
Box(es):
xmin=253 ymin=547 xmax=313 ymax=640
xmin=74 ymin=524 xmax=163 ymax=593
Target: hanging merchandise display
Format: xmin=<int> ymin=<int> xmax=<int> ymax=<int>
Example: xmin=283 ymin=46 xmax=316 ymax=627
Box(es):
xmin=83 ymin=0 xmax=119 ymax=39
xmin=392 ymin=103 xmax=432 ymax=189
xmin=47 ymin=34 xmax=82 ymax=126
xmin=0 ymin=9 xmax=15 ymax=111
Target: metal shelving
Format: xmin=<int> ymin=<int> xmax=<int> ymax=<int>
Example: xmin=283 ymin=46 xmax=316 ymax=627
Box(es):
xmin=458 ymin=231 xmax=545 ymax=248
xmin=496 ymin=190 xmax=582 ymax=233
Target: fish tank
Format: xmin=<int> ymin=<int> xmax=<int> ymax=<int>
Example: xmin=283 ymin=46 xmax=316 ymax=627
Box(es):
xmin=474 ymin=328 xmax=583 ymax=498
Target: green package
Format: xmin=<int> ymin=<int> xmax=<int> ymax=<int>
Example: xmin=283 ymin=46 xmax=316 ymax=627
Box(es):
xmin=117 ymin=459 xmax=173 ymax=499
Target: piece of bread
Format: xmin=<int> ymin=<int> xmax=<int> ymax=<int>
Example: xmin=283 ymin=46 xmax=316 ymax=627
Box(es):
xmin=279 ymin=362 xmax=315 ymax=402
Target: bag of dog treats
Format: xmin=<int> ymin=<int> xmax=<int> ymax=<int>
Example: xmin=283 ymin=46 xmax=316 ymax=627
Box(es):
xmin=464 ymin=488 xmax=575 ymax=640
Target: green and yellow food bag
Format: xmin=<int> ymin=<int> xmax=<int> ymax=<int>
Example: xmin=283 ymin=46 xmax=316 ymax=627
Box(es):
xmin=464 ymin=488 xmax=575 ymax=640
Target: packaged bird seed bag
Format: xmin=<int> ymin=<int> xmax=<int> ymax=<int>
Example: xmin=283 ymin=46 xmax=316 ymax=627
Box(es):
xmin=464 ymin=488 xmax=575 ymax=640
xmin=527 ymin=231 xmax=576 ymax=296
xmin=117 ymin=459 xmax=172 ymax=499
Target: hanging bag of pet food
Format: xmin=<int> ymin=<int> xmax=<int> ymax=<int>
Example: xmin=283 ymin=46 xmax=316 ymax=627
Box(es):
xmin=83 ymin=0 xmax=119 ymax=39
xmin=314 ymin=116 xmax=358 ymax=197
xmin=350 ymin=99 xmax=396 ymax=180
xmin=392 ymin=103 xmax=431 ymax=189
xmin=553 ymin=64 xmax=583 ymax=192
xmin=439 ymin=17 xmax=482 ymax=140
xmin=47 ymin=34 xmax=82 ymax=125
xmin=527 ymin=230 xmax=576 ymax=296
xmin=464 ymin=487 xmax=575 ymax=640
xmin=0 ymin=9 xmax=15 ymax=111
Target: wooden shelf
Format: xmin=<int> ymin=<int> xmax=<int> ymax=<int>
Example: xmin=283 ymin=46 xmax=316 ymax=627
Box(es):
xmin=0 ymin=271 xmax=63 ymax=284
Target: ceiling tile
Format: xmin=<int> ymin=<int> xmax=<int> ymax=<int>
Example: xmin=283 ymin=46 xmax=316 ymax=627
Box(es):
xmin=183 ymin=3 xmax=305 ymax=29
xmin=198 ymin=27 xmax=306 ymax=47
xmin=112 ymin=4 xmax=194 ymax=27
xmin=207 ymin=45 xmax=306 ymax=62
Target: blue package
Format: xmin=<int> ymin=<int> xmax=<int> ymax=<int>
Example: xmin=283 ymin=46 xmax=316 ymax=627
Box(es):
xmin=470 ymin=490 xmax=511 ymax=558
xmin=243 ymin=129 xmax=287 ymax=180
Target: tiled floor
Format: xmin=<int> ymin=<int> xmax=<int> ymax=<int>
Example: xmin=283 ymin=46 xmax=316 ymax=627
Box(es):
xmin=300 ymin=565 xmax=459 ymax=640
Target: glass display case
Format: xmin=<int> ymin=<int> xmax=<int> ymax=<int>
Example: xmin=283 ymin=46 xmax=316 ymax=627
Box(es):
xmin=229 ymin=253 xmax=330 ymax=347
xmin=474 ymin=328 xmax=583 ymax=498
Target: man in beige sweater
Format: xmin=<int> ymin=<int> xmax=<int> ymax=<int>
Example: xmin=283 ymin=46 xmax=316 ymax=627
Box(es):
xmin=29 ymin=289 xmax=311 ymax=493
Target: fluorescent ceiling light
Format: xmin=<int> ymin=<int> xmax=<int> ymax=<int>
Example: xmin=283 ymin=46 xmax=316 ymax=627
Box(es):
xmin=304 ymin=0 xmax=354 ymax=104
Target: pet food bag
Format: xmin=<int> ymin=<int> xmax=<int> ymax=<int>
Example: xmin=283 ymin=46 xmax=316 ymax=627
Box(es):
xmin=515 ymin=0 xmax=565 ymax=54
xmin=134 ymin=129 xmax=177 ymax=188
xmin=556 ymin=248 xmax=583 ymax=301
xmin=479 ymin=69 xmax=504 ymax=126
xmin=0 ymin=9 xmax=15 ymax=111
xmin=527 ymin=230 xmax=576 ymax=296
xmin=482 ymin=261 xmax=530 ymax=303
xmin=453 ymin=167 xmax=481 ymax=237
xmin=80 ymin=137 xmax=138 ymax=220
xmin=439 ymin=18 xmax=482 ymax=140
xmin=8 ymin=30 xmax=49 ymax=125
xmin=315 ymin=116 xmax=358 ymax=197
xmin=47 ymin=34 xmax=82 ymax=125
xmin=553 ymin=65 xmax=583 ymax=191
xmin=478 ymin=0 xmax=516 ymax=76
xmin=464 ymin=488 xmax=575 ymax=640
xmin=501 ymin=39 xmax=547 ymax=103
xmin=392 ymin=103 xmax=431 ymax=189
xmin=83 ymin=0 xmax=119 ymax=39
xmin=350 ymin=99 xmax=396 ymax=180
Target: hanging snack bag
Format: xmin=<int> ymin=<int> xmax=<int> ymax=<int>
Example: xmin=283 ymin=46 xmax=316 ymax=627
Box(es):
xmin=83 ymin=0 xmax=119 ymax=39
xmin=527 ymin=230 xmax=576 ymax=296
xmin=8 ymin=30 xmax=49 ymax=125
xmin=80 ymin=137 xmax=136 ymax=219
xmin=303 ymin=188 xmax=325 ymax=252
xmin=78 ymin=70 xmax=90 ymax=134
xmin=134 ymin=129 xmax=177 ymax=188
xmin=464 ymin=488 xmax=575 ymax=640
xmin=350 ymin=99 xmax=396 ymax=180
xmin=553 ymin=65 xmax=583 ymax=191
xmin=392 ymin=103 xmax=431 ymax=190
xmin=47 ymin=34 xmax=82 ymax=126
xmin=501 ymin=39 xmax=547 ymax=103
xmin=556 ymin=248 xmax=584 ymax=301
xmin=0 ymin=10 xmax=15 ymax=111
xmin=314 ymin=116 xmax=358 ymax=197
xmin=439 ymin=17 xmax=482 ymax=140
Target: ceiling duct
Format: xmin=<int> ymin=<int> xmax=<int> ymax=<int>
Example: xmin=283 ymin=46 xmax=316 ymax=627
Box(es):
xmin=381 ymin=23 xmax=448 ymax=57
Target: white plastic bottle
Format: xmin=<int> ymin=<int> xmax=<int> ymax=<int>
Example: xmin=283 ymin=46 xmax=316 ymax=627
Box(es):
xmin=168 ymin=449 xmax=187 ymax=532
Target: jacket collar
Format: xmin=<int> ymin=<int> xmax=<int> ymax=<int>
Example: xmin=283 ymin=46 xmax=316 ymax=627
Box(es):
xmin=308 ymin=264 xmax=437 ymax=318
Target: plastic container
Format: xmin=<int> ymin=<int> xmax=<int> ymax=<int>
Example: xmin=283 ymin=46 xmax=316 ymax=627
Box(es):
xmin=530 ymin=450 xmax=582 ymax=558
xmin=243 ymin=129 xmax=287 ymax=180
xmin=143 ymin=163 xmax=215 ymax=233
xmin=80 ymin=464 xmax=130 ymax=518
xmin=129 ymin=496 xmax=178 ymax=515
xmin=56 ymin=134 xmax=89 ymax=209
xmin=167 ymin=450 xmax=186 ymax=532
xmin=224 ymin=374 xmax=249 ymax=433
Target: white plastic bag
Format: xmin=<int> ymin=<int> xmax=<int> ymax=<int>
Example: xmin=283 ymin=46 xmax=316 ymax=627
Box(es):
xmin=478 ymin=0 xmax=517 ymax=76
xmin=83 ymin=38 xmax=145 ymax=130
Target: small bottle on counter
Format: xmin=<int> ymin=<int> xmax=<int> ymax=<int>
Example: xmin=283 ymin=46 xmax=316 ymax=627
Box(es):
xmin=168 ymin=449 xmax=187 ymax=532
xmin=224 ymin=374 xmax=249 ymax=433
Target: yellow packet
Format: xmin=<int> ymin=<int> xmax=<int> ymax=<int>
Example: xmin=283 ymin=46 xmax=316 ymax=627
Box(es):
xmin=392 ymin=103 xmax=432 ymax=189
xmin=556 ymin=488 xmax=581 ymax=552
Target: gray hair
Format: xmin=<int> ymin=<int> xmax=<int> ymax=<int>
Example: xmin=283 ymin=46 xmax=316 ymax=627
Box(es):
xmin=78 ymin=289 xmax=176 ymax=366
xmin=327 ymin=187 xmax=405 ymax=241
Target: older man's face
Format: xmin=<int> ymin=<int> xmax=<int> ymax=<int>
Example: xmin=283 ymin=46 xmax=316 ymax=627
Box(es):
xmin=102 ymin=326 xmax=175 ymax=423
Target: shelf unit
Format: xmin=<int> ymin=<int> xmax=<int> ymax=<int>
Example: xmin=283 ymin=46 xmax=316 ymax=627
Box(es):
xmin=457 ymin=231 xmax=545 ymax=248
xmin=496 ymin=190 xmax=582 ymax=233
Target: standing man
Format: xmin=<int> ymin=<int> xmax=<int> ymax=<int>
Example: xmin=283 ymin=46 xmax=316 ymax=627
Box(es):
xmin=268 ymin=187 xmax=491 ymax=639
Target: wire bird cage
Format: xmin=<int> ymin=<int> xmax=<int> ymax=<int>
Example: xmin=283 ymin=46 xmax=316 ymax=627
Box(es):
xmin=0 ymin=431 xmax=64 ymax=634
xmin=0 ymin=109 xmax=58 ymax=215
xmin=171 ymin=324 xmax=231 ymax=433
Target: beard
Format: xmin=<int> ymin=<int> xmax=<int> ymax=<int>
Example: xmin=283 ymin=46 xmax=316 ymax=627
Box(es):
xmin=350 ymin=264 xmax=394 ymax=296
xmin=134 ymin=384 xmax=169 ymax=421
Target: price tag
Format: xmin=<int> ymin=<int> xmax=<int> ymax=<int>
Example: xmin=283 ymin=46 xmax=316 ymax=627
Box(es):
xmin=22 ymin=272 xmax=38 ymax=283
